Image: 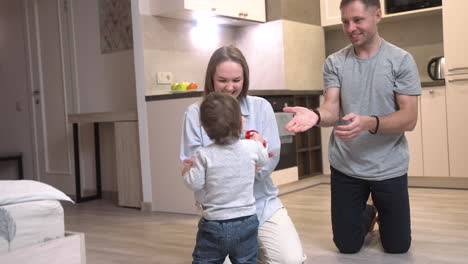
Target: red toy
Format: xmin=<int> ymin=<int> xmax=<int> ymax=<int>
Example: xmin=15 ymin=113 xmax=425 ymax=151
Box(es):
xmin=245 ymin=130 xmax=267 ymax=147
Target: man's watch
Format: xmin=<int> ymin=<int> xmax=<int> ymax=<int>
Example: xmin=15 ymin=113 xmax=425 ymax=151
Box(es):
xmin=312 ymin=109 xmax=321 ymax=126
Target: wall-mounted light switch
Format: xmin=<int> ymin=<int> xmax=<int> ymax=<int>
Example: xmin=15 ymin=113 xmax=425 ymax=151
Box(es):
xmin=157 ymin=72 xmax=173 ymax=84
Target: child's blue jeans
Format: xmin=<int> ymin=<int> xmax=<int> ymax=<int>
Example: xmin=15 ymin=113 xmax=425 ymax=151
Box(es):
xmin=192 ymin=214 xmax=259 ymax=264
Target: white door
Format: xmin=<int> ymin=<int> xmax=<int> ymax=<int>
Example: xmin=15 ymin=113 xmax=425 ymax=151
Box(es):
xmin=24 ymin=0 xmax=77 ymax=192
xmin=0 ymin=0 xmax=35 ymax=180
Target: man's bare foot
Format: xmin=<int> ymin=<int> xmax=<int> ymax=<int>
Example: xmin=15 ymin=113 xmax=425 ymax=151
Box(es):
xmin=368 ymin=203 xmax=379 ymax=233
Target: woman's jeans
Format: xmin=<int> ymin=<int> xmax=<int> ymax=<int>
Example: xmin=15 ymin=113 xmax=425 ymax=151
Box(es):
xmin=193 ymin=214 xmax=259 ymax=264
xmin=331 ymin=166 xmax=412 ymax=254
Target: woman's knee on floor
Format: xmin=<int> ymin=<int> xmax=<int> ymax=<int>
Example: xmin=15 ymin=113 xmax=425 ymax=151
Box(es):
xmin=279 ymin=251 xmax=305 ymax=264
xmin=257 ymin=247 xmax=305 ymax=264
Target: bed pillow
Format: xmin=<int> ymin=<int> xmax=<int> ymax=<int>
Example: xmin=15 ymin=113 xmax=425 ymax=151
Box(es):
xmin=0 ymin=180 xmax=74 ymax=206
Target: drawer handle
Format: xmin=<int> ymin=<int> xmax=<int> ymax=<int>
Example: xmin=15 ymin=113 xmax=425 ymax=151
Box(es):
xmin=211 ymin=7 xmax=216 ymax=12
xmin=446 ymin=72 xmax=468 ymax=76
xmin=448 ymin=78 xmax=468 ymax=83
xmin=244 ymin=12 xmax=248 ymax=17
xmin=448 ymin=67 xmax=468 ymax=72
xmin=239 ymin=12 xmax=244 ymax=16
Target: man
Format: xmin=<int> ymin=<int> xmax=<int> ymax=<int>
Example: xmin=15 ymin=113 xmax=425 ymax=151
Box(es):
xmin=284 ymin=0 xmax=421 ymax=254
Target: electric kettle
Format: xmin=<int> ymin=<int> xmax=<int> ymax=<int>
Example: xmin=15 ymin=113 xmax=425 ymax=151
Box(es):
xmin=427 ymin=56 xmax=445 ymax=80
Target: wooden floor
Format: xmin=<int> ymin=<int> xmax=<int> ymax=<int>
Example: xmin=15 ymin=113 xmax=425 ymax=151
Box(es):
xmin=64 ymin=184 xmax=468 ymax=264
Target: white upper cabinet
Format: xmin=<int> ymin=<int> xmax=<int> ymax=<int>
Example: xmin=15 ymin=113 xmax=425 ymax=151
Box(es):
xmin=143 ymin=0 xmax=266 ymax=24
xmin=184 ymin=0 xmax=215 ymax=12
xmin=320 ymin=0 xmax=342 ymax=27
xmin=442 ymin=0 xmax=468 ymax=73
xmin=215 ymin=0 xmax=265 ymax=22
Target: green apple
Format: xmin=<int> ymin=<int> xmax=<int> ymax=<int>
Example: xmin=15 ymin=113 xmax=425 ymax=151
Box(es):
xmin=171 ymin=82 xmax=189 ymax=91
xmin=179 ymin=82 xmax=189 ymax=90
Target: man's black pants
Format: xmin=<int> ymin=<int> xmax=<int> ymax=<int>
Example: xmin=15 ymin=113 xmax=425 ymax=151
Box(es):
xmin=330 ymin=166 xmax=412 ymax=254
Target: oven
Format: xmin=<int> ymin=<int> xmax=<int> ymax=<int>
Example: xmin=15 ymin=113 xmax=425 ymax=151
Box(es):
xmin=261 ymin=96 xmax=297 ymax=171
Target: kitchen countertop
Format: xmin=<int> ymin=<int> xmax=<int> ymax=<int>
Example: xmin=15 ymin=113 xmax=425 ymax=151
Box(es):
xmin=145 ymin=80 xmax=445 ymax=102
xmin=68 ymin=110 xmax=138 ymax=123
xmin=421 ymin=80 xmax=445 ymax=87
xmin=145 ymin=89 xmax=323 ymax=102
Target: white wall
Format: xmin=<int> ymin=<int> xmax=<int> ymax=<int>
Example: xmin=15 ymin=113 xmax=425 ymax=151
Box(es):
xmin=0 ymin=0 xmax=35 ymax=180
xmin=70 ymin=0 xmax=137 ymax=194
xmin=72 ymin=0 xmax=137 ymax=113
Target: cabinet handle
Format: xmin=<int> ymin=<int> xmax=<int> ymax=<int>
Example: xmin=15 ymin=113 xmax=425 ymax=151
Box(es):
xmin=239 ymin=12 xmax=244 ymax=16
xmin=448 ymin=78 xmax=468 ymax=83
xmin=211 ymin=7 xmax=216 ymax=12
xmin=448 ymin=67 xmax=468 ymax=72
xmin=446 ymin=72 xmax=468 ymax=77
xmin=244 ymin=12 xmax=248 ymax=17
xmin=429 ymin=89 xmax=434 ymax=94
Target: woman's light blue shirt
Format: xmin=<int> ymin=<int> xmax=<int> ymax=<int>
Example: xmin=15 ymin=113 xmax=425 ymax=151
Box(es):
xmin=180 ymin=95 xmax=283 ymax=225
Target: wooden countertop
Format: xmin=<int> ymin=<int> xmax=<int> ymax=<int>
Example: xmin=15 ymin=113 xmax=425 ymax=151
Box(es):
xmin=145 ymin=89 xmax=323 ymax=102
xmin=145 ymin=80 xmax=445 ymax=102
xmin=68 ymin=110 xmax=138 ymax=124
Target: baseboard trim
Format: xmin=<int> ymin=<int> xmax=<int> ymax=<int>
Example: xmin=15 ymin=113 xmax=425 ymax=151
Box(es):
xmin=409 ymin=176 xmax=468 ymax=189
xmin=278 ymin=174 xmax=329 ymax=196
xmin=278 ymin=174 xmax=468 ymax=196
xmin=140 ymin=202 xmax=152 ymax=212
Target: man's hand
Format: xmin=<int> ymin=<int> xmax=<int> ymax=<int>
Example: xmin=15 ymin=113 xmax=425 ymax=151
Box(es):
xmin=283 ymin=107 xmax=318 ymax=133
xmin=334 ymin=113 xmax=364 ymax=141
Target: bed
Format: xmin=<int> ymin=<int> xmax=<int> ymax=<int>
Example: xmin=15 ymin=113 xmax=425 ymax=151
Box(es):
xmin=0 ymin=180 xmax=86 ymax=264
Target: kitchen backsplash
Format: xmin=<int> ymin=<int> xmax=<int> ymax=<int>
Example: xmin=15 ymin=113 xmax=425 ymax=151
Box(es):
xmin=142 ymin=15 xmax=238 ymax=94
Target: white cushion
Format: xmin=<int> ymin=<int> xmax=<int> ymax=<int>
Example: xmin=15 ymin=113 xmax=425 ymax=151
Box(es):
xmin=0 ymin=180 xmax=73 ymax=205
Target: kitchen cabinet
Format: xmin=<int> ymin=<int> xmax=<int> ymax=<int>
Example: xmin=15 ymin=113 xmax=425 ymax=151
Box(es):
xmin=320 ymin=0 xmax=342 ymax=27
xmin=407 ymin=86 xmax=450 ymax=177
xmin=405 ymin=100 xmax=423 ymax=177
xmin=236 ymin=20 xmax=325 ymax=92
xmin=144 ymin=0 xmax=266 ymax=23
xmin=443 ymin=0 xmax=468 ymax=178
xmin=442 ymin=1 xmax=468 ymax=72
xmin=294 ymin=95 xmax=322 ymax=179
xmin=215 ymin=0 xmax=265 ymax=22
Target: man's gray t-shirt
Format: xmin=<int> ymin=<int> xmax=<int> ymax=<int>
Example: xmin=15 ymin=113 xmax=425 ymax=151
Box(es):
xmin=323 ymin=39 xmax=421 ymax=181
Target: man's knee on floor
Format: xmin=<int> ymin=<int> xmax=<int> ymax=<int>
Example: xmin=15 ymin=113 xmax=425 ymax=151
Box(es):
xmin=383 ymin=240 xmax=411 ymax=254
xmin=334 ymin=237 xmax=363 ymax=254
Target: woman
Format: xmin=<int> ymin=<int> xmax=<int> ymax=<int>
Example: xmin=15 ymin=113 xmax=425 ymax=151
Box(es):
xmin=180 ymin=45 xmax=306 ymax=264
